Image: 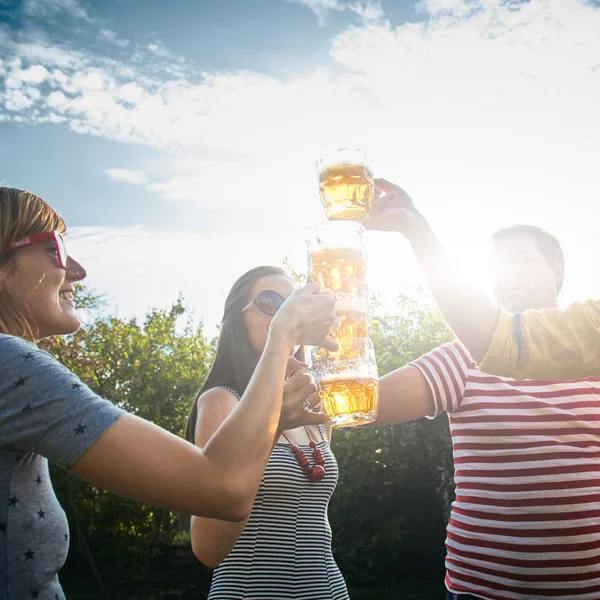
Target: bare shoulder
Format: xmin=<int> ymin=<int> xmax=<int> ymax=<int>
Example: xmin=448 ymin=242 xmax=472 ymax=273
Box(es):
xmin=197 ymin=387 xmax=239 ymax=414
xmin=194 ymin=387 xmax=240 ymax=447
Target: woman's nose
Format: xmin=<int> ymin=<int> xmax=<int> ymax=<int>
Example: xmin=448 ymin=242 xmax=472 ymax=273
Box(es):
xmin=66 ymin=256 xmax=87 ymax=282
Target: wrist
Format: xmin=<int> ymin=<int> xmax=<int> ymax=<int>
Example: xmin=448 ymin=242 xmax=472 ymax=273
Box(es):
xmin=267 ymin=320 xmax=295 ymax=354
xmin=405 ymin=216 xmax=436 ymax=251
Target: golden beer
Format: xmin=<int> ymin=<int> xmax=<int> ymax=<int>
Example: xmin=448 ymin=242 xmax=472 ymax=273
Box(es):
xmin=310 ymin=246 xmax=367 ymax=298
xmin=318 ymin=375 xmax=378 ymax=427
xmin=318 ymin=162 xmax=374 ymax=223
xmin=332 ymin=310 xmax=369 ymax=357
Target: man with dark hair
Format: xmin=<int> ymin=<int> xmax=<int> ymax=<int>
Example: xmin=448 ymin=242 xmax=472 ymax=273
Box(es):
xmin=363 ymin=187 xmax=600 ymax=599
xmin=365 ymin=180 xmax=600 ymax=380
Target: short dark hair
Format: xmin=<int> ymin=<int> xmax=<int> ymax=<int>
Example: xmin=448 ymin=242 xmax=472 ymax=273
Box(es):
xmin=491 ymin=225 xmax=565 ymax=293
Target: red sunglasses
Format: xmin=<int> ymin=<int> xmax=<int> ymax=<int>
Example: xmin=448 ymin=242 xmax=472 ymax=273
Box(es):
xmin=5 ymin=231 xmax=68 ymax=270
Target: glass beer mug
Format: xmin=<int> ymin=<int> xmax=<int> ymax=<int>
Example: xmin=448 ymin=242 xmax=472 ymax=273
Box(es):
xmin=307 ymin=221 xmax=378 ymax=427
xmin=316 ymin=148 xmax=374 ymax=223
xmin=310 ymin=338 xmax=379 ymax=428
xmin=308 ymin=221 xmax=370 ymax=356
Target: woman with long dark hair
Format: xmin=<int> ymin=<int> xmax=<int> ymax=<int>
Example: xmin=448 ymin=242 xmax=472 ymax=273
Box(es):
xmin=187 ymin=266 xmax=349 ymax=600
xmin=0 ymin=188 xmax=337 ymax=598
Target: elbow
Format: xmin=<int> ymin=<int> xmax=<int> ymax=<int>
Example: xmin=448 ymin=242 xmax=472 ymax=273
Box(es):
xmin=191 ymin=542 xmax=224 ymax=569
xmin=217 ymin=483 xmax=253 ymax=523
xmin=187 ymin=474 xmax=254 ymax=522
xmin=204 ymin=479 xmax=253 ymax=523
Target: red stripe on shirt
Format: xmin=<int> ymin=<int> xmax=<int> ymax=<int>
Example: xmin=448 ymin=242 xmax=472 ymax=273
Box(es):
xmin=409 ymin=341 xmax=600 ymax=599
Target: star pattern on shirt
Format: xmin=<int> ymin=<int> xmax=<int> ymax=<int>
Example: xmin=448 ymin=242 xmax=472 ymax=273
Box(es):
xmin=38 ymin=509 xmax=45 ymax=519
xmin=71 ymin=382 xmax=82 ymax=390
xmin=8 ymin=495 xmax=19 ymax=507
xmin=35 ymin=475 xmax=42 ymax=485
xmin=22 ymin=352 xmax=34 ymax=360
xmin=73 ymin=423 xmax=86 ymax=435
xmin=64 ymin=533 xmax=68 ymax=541
xmin=13 ymin=377 xmax=27 ymax=387
xmin=24 ymin=549 xmax=35 ymax=560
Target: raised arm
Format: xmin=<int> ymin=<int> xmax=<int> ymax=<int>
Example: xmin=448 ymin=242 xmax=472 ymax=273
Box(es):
xmin=190 ymin=369 xmax=319 ymax=567
xmin=365 ymin=179 xmax=499 ymax=362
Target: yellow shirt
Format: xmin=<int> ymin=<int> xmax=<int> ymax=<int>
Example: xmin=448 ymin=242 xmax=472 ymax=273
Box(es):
xmin=479 ymin=300 xmax=600 ymax=380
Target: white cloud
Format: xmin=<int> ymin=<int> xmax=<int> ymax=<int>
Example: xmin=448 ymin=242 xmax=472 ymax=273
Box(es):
xmin=2 ymin=0 xmax=600 ymax=319
xmin=24 ymin=0 xmax=93 ymax=22
xmin=11 ymin=64 xmax=50 ymax=84
xmin=287 ymin=0 xmax=385 ymax=25
xmin=3 ymin=89 xmax=36 ymax=111
xmin=16 ymin=42 xmax=87 ymax=70
xmin=146 ymin=42 xmax=173 ymax=58
xmin=98 ymin=29 xmax=130 ymax=49
xmin=105 ymin=169 xmax=147 ymax=185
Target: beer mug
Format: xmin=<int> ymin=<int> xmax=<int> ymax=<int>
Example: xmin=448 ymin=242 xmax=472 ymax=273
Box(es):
xmin=316 ymin=148 xmax=374 ymax=223
xmin=308 ymin=221 xmax=370 ymax=355
xmin=310 ymin=337 xmax=379 ymax=428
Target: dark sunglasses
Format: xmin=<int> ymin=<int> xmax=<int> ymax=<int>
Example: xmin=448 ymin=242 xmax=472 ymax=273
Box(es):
xmin=242 ymin=289 xmax=286 ymax=316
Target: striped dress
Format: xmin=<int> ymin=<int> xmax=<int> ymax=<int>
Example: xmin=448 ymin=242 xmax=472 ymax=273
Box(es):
xmin=412 ymin=341 xmax=600 ymax=600
xmin=208 ymin=421 xmax=349 ymax=600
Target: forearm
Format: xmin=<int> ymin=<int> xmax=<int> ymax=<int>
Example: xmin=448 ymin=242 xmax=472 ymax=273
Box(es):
xmin=407 ymin=221 xmax=499 ymax=362
xmin=371 ymin=366 xmax=434 ymax=426
xmin=202 ymin=328 xmax=291 ymax=494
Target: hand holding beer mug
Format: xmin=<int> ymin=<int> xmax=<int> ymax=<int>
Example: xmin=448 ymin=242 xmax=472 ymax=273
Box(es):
xmin=365 ymin=178 xmax=425 ymax=236
xmin=310 ymin=337 xmax=379 ymax=428
xmin=317 ymin=148 xmax=374 ymax=223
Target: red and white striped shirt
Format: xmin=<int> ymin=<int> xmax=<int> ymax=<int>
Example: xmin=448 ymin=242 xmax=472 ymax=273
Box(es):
xmin=411 ymin=341 xmax=600 ymax=600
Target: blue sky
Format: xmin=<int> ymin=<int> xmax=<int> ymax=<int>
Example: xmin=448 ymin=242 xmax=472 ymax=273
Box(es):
xmin=1 ymin=0 xmax=600 ymax=334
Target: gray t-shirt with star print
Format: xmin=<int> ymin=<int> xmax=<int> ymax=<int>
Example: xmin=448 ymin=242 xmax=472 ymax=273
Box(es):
xmin=0 ymin=334 xmax=124 ymax=599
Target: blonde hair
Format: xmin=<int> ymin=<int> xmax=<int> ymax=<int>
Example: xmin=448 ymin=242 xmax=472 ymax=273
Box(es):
xmin=0 ymin=187 xmax=67 ymax=341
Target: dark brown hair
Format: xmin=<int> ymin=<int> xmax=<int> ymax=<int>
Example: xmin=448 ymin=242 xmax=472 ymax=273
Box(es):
xmin=185 ymin=266 xmax=287 ymax=444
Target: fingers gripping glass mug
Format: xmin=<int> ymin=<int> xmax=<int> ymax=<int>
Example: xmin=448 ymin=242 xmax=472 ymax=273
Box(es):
xmin=316 ymin=148 xmax=374 ymax=223
xmin=307 ymin=221 xmax=379 ymax=427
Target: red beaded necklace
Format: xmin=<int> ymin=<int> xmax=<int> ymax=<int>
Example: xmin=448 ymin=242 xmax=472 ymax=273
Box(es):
xmin=281 ymin=427 xmax=326 ymax=482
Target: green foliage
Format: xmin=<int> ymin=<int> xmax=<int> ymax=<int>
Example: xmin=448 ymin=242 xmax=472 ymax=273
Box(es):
xmin=47 ymin=284 xmax=456 ymax=596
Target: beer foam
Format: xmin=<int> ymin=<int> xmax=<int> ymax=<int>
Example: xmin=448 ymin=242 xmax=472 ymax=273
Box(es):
xmin=319 ymin=372 xmax=378 ymax=383
xmin=311 ymin=242 xmax=365 ymax=255
xmin=335 ymin=295 xmax=368 ymax=313
xmin=318 ymin=159 xmax=371 ymax=175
